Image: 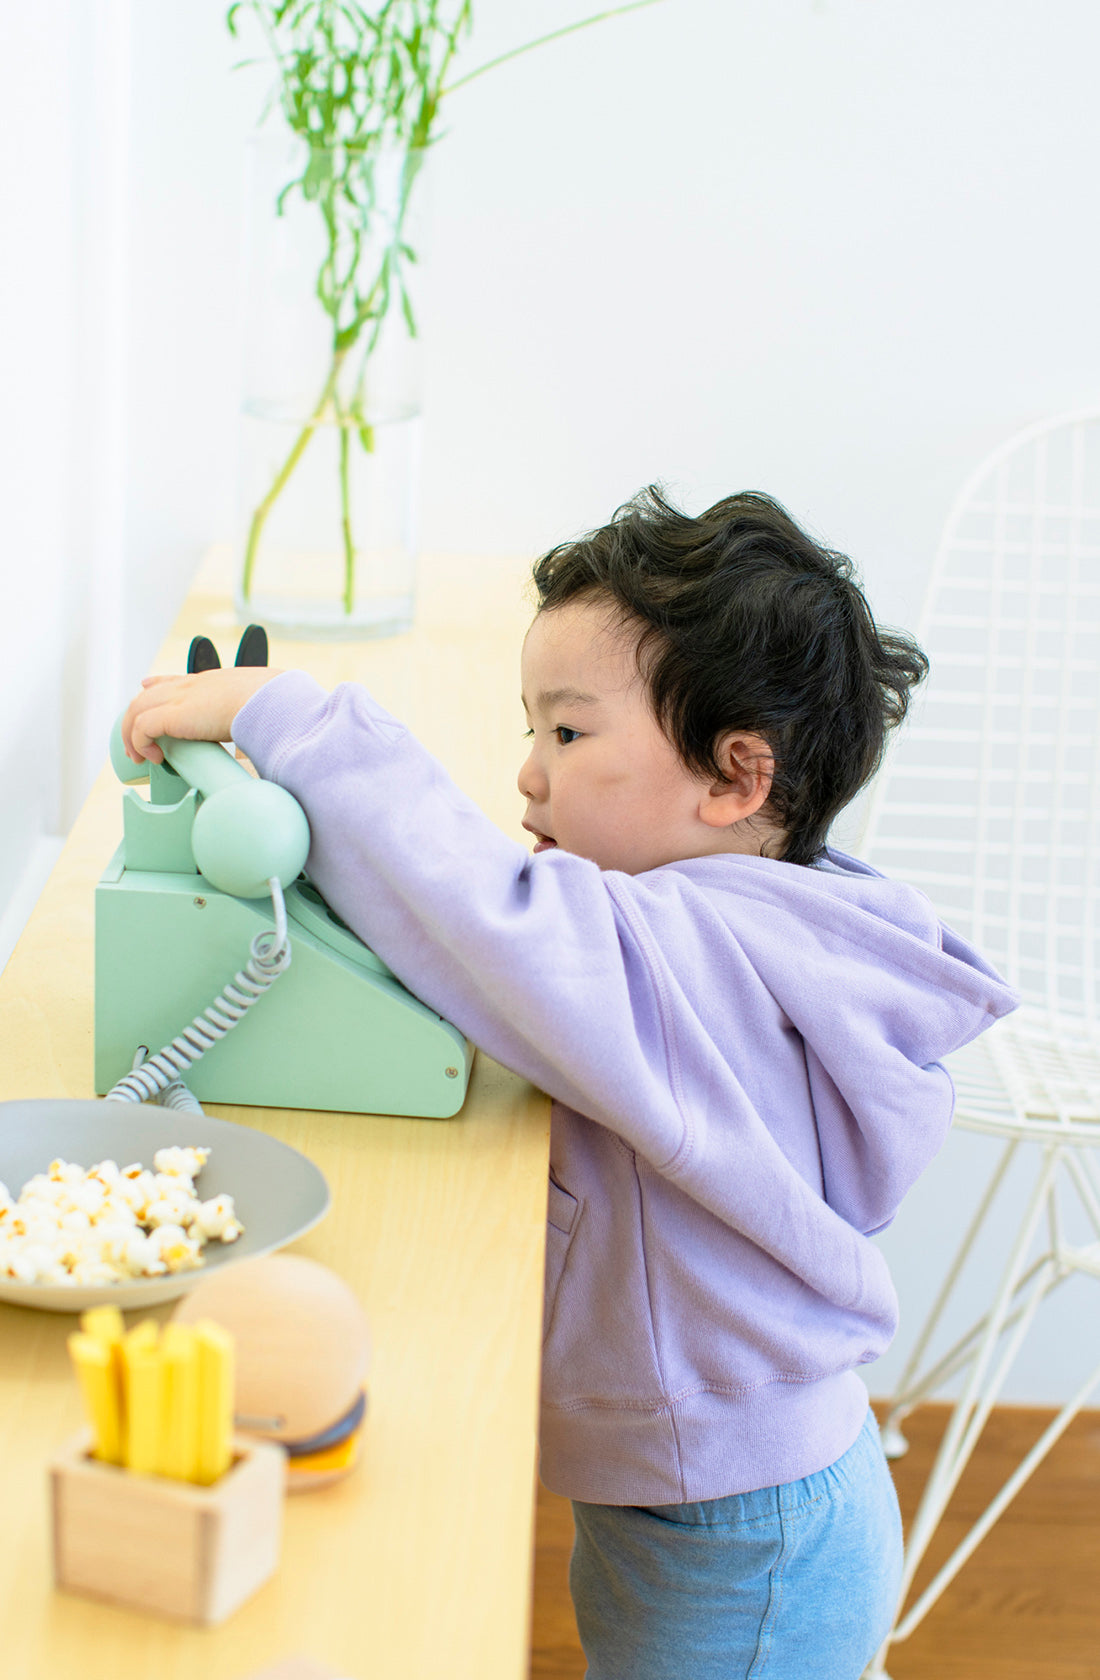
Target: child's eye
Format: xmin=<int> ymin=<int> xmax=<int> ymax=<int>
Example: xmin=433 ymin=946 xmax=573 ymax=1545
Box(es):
xmin=522 ymin=725 xmax=580 ymax=744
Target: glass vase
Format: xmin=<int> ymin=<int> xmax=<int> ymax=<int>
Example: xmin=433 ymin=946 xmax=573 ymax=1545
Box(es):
xmin=235 ymin=132 xmax=429 ymax=638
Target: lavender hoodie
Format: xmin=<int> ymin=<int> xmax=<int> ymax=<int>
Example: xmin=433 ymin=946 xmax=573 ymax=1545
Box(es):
xmin=234 ymin=671 xmax=1018 ymax=1505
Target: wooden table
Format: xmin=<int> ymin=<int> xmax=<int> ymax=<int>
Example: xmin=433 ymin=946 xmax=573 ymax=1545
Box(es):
xmin=0 ymin=551 xmax=551 ymax=1680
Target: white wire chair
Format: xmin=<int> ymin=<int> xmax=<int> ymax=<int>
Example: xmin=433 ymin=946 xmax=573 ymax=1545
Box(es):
xmin=858 ymin=409 xmax=1100 ymax=1677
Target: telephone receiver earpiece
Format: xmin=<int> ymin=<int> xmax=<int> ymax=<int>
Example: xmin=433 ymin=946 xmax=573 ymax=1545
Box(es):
xmin=186 ymin=624 xmax=269 ymax=674
xmin=235 ymin=624 xmax=269 ymax=668
xmin=186 ymin=636 xmax=220 ymax=674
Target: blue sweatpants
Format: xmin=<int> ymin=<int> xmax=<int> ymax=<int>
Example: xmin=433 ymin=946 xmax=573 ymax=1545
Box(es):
xmin=569 ymin=1407 xmax=902 ymax=1680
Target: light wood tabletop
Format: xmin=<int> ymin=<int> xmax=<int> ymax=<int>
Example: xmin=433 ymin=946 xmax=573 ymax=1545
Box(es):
xmin=0 ymin=550 xmax=551 ymax=1680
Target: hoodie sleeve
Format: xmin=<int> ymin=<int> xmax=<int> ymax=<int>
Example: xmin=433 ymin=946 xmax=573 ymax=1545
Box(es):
xmin=233 ymin=671 xmax=693 ymax=1165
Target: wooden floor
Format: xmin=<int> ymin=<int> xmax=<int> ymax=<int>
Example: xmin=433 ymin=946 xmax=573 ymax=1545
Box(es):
xmin=529 ymin=1404 xmax=1100 ymax=1680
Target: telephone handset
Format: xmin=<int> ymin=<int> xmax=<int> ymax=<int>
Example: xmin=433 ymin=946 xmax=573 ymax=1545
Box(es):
xmin=95 ymin=719 xmax=472 ymax=1119
xmin=108 ymin=723 xmax=311 ymax=900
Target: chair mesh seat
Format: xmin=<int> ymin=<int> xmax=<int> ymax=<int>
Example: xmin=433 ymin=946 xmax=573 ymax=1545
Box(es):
xmin=951 ymin=1011 xmax=1100 ymax=1137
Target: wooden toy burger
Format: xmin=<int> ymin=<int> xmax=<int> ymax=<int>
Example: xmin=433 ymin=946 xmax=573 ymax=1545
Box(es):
xmin=174 ymin=1254 xmax=369 ymax=1490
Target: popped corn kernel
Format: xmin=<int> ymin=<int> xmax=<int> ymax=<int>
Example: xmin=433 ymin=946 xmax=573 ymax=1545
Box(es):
xmin=195 ymin=1195 xmax=244 ymax=1243
xmin=152 ymin=1146 xmax=210 ymax=1181
xmin=48 ymin=1160 xmax=84 ymax=1184
xmin=148 ymin=1223 xmax=203 ymax=1273
xmin=144 ymin=1189 xmax=198 ymax=1229
xmin=116 ymin=1170 xmax=158 ymax=1220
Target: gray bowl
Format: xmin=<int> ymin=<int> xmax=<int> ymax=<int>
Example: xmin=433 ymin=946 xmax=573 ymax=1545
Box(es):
xmin=0 ymin=1099 xmax=330 ymax=1312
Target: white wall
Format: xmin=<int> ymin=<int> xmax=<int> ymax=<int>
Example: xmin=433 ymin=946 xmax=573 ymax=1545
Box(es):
xmin=110 ymin=0 xmax=1100 ymax=640
xmin=0 ymin=4 xmax=76 ymax=904
xmin=1 ymin=0 xmax=131 ymax=872
xmin=3 ymin=0 xmax=1100 ymax=1401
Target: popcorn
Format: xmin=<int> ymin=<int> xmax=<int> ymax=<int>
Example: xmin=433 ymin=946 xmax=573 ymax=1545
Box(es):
xmin=193 ymin=1194 xmax=245 ymax=1244
xmin=0 ymin=1149 xmax=243 ymax=1287
xmin=153 ymin=1146 xmax=211 ymax=1180
xmin=117 ymin=1170 xmax=158 ymax=1222
xmin=147 ymin=1223 xmax=204 ymax=1274
xmin=145 ymin=1189 xmax=200 ymax=1229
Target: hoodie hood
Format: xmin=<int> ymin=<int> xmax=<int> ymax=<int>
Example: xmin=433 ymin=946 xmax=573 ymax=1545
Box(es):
xmin=641 ymin=847 xmax=1017 ymax=1236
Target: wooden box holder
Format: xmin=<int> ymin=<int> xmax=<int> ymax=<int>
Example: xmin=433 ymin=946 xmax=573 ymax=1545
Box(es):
xmin=49 ymin=1430 xmax=285 ymax=1625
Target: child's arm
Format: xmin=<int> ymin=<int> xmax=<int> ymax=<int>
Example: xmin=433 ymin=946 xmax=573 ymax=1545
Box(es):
xmin=229 ymin=669 xmax=687 ymax=1159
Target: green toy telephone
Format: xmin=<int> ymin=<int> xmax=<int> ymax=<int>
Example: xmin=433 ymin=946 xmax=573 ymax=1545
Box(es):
xmin=93 ymin=706 xmax=471 ymax=1121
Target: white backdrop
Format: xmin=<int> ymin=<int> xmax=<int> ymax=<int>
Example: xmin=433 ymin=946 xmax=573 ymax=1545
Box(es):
xmin=119 ymin=0 xmax=1100 ymax=644
xmin=3 ymin=0 xmax=1100 ymax=1400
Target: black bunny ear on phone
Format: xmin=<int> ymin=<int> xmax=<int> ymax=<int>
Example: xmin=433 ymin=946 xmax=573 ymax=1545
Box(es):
xmin=235 ymin=624 xmax=269 ymax=668
xmin=186 ymin=636 xmax=221 ymax=674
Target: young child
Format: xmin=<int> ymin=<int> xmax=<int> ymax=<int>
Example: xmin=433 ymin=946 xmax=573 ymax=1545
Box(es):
xmin=123 ymin=488 xmax=1017 ymax=1680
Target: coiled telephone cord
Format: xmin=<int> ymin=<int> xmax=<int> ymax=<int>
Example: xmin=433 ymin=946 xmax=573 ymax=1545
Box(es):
xmin=105 ymin=879 xmax=292 ymax=1108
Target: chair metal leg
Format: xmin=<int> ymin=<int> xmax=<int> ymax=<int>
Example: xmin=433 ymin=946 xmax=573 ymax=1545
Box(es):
xmin=868 ymin=1145 xmax=1064 ymax=1672
xmin=880 ymin=1137 xmax=1019 ymax=1456
xmin=879 ymin=1250 xmax=1066 ymax=1456
xmin=1065 ymin=1149 xmax=1100 ymax=1237
xmin=862 ymin=1345 xmax=1100 ymax=1680
xmin=891 ymin=1353 xmax=1100 ymax=1643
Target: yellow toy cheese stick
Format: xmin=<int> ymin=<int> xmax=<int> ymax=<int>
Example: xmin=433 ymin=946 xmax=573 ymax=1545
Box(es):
xmin=121 ymin=1321 xmax=162 ymax=1474
xmin=194 ymin=1319 xmax=235 ymax=1486
xmin=123 ymin=1317 xmax=160 ymax=1357
xmin=80 ymin=1304 xmax=125 ymax=1347
xmin=67 ymin=1332 xmax=123 ymax=1465
xmin=79 ymin=1304 xmax=126 ymax=1455
xmin=159 ymin=1323 xmax=200 ymax=1482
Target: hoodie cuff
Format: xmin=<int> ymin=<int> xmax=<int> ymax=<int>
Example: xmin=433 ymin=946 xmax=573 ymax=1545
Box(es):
xmin=231 ymin=669 xmax=334 ymax=781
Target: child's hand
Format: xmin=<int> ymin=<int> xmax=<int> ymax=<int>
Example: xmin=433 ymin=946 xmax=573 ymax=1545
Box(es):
xmin=122 ymin=667 xmax=284 ymax=765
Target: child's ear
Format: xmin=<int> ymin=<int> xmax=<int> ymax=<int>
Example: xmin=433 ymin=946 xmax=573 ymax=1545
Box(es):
xmin=698 ymin=732 xmax=775 ymax=828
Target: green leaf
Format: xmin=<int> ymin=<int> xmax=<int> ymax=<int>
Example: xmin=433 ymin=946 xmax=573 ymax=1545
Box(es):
xmin=302 ymin=144 xmax=334 ymax=199
xmin=399 ymin=278 xmax=417 ymax=338
xmin=275 ymin=177 xmax=301 ymax=215
xmin=443 ymin=0 xmax=664 ymax=98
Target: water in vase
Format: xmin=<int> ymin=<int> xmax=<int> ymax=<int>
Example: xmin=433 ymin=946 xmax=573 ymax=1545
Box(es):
xmin=237 ymin=404 xmax=421 ymax=639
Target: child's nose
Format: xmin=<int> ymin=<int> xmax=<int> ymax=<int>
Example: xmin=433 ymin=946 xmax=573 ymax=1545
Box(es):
xmin=517 ymin=744 xmax=546 ymax=801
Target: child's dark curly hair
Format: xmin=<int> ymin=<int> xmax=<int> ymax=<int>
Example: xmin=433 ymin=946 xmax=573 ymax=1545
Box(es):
xmin=531 ymin=487 xmax=928 ymax=867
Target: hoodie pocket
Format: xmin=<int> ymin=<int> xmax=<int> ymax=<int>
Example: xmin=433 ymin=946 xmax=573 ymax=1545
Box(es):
xmin=548 ymin=1178 xmax=578 ymax=1235
xmin=544 ymin=1177 xmax=580 ymax=1344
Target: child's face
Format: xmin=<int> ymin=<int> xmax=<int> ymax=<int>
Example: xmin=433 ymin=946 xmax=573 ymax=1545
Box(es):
xmin=519 ymin=598 xmax=773 ymax=874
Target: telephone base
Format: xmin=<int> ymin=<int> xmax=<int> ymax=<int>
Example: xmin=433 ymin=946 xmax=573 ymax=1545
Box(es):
xmin=94 ymin=847 xmax=472 ymax=1119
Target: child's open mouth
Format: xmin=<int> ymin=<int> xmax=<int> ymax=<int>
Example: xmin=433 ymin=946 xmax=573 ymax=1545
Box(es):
xmin=523 ymin=820 xmax=557 ymax=854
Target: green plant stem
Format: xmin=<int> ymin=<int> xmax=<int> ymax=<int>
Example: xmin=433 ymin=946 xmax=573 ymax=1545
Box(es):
xmin=338 ymin=418 xmax=354 ymax=613
xmin=241 ymin=347 xmax=348 ymax=601
xmin=441 ymin=0 xmax=665 ymax=96
xmin=252 ymin=149 xmax=424 ymax=613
